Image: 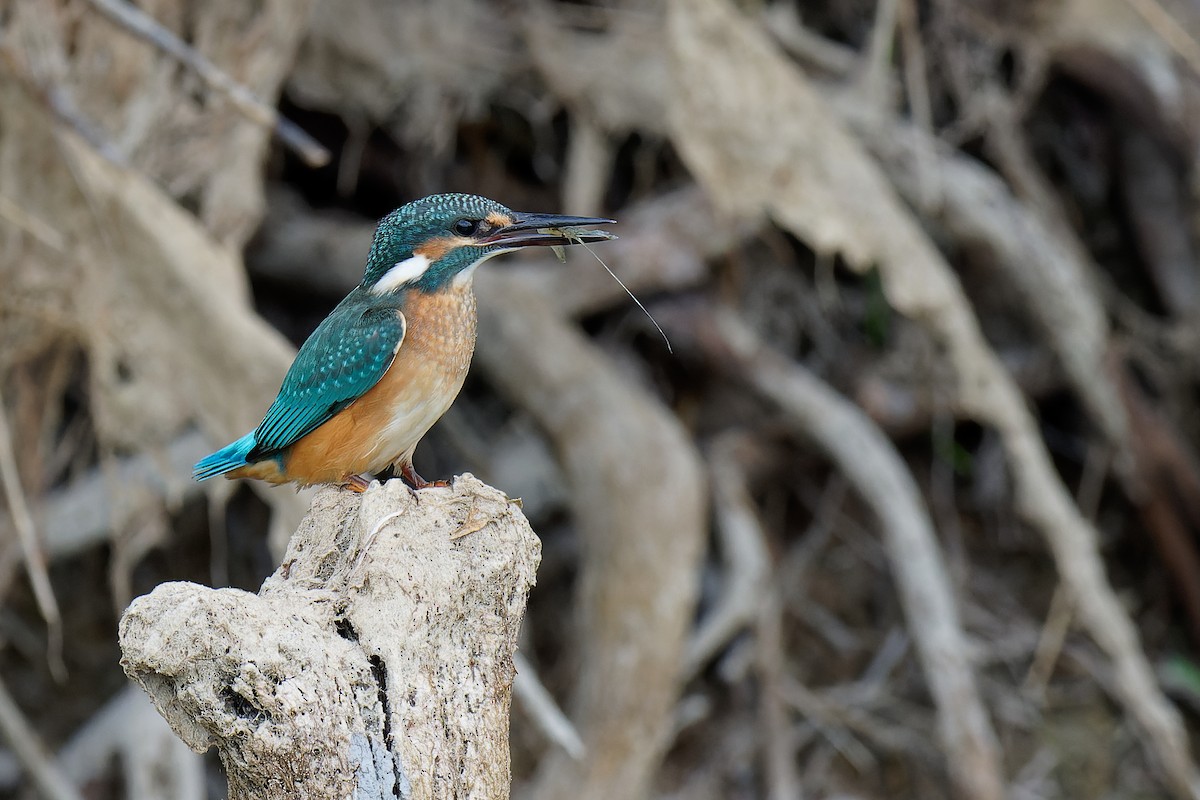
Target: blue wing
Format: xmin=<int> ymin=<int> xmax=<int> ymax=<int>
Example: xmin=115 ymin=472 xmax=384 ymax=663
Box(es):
xmin=247 ymin=300 xmax=406 ymax=460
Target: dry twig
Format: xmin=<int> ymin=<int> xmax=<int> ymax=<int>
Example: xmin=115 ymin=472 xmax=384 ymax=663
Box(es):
xmin=1124 ymin=0 xmax=1200 ymax=74
xmin=684 ymin=435 xmax=771 ymax=680
xmin=512 ymin=652 xmax=586 ymax=761
xmin=0 ymin=673 xmax=83 ymax=800
xmin=1023 ymin=585 xmax=1074 ymax=702
xmin=834 ymin=97 xmax=1130 ymax=454
xmin=16 ymin=431 xmax=205 ymax=561
xmin=57 ymin=687 xmax=204 ymax=800
xmin=706 ymin=441 xmax=801 ymax=800
xmin=1 ymin=81 xmax=311 ymax=557
xmin=856 ymin=0 xmax=901 ymax=109
xmin=696 ymin=307 xmax=1003 ymax=800
xmin=85 ymin=0 xmax=329 ymax=167
xmin=757 ymin=582 xmax=801 ymax=800
xmin=562 ymin=115 xmax=613 ymax=218
xmin=0 ymin=387 xmax=64 ymax=681
xmin=664 ymin=2 xmax=1199 ymax=793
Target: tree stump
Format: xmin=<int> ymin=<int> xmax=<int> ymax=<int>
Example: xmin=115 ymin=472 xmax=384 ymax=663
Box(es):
xmin=118 ymin=475 xmax=541 ymax=800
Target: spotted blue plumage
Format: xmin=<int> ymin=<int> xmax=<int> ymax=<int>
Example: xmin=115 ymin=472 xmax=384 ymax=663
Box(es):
xmin=249 ymin=295 xmax=406 ymax=460
xmin=193 ymin=290 xmax=405 ymax=480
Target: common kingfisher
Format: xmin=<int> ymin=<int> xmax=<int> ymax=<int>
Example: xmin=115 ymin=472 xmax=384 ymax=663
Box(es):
xmin=194 ymin=193 xmax=614 ymax=491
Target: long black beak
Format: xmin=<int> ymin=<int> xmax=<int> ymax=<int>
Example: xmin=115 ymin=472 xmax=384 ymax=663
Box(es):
xmin=479 ymin=212 xmax=616 ymax=248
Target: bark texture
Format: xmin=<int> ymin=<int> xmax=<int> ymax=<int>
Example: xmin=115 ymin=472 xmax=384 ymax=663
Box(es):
xmin=118 ymin=475 xmax=540 ymax=800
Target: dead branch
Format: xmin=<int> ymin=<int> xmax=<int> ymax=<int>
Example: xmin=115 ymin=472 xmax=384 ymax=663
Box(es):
xmin=5 ymin=0 xmax=317 ymax=247
xmin=511 ymin=652 xmax=585 ymax=761
xmin=704 ymin=438 xmax=800 ymax=800
xmin=1046 ymin=0 xmax=1200 ymax=162
xmin=0 ymin=386 xmax=64 ymax=680
xmin=473 ymin=274 xmax=706 ymax=800
xmin=57 ymin=687 xmax=204 ymax=800
xmin=289 ymin=0 xmax=516 ymax=149
xmin=1022 ymin=585 xmax=1074 ymax=702
xmin=1 ymin=77 xmax=310 ymax=546
xmin=697 ymin=307 xmax=1003 ymax=800
xmin=0 ymin=673 xmax=83 ymax=800
xmin=120 ymin=476 xmax=539 ymax=800
xmin=522 ymin=6 xmax=671 ymax=137
xmin=757 ymin=582 xmax=800 ymax=800
xmin=249 ymin=189 xmax=376 ymax=295
xmin=1118 ymin=362 xmax=1200 ymax=646
xmin=664 ymin=1 xmax=1200 ymax=794
xmin=762 ymin=3 xmax=860 ymax=77
xmin=84 ymin=0 xmax=328 ymax=167
xmin=561 ymin=115 xmax=613 ymax=218
xmin=6 ymin=431 xmax=204 ymax=562
xmin=854 ymin=0 xmax=900 ymax=109
xmin=780 ymin=677 xmax=936 ymax=764
xmin=683 ymin=435 xmax=771 ymax=680
xmin=832 ymin=95 xmax=1130 ymax=454
xmin=1118 ymin=127 xmax=1200 ymax=318
xmin=1124 ymin=0 xmax=1200 ymax=74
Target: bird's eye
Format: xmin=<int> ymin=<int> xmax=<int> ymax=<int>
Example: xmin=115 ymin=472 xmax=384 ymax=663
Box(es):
xmin=453 ymin=218 xmax=480 ymax=237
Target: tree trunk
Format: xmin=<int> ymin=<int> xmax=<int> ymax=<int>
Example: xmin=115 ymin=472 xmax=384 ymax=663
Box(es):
xmin=118 ymin=475 xmax=540 ymax=800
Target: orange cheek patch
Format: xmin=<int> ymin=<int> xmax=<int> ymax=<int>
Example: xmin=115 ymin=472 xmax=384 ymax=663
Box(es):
xmin=486 ymin=212 xmax=512 ymax=229
xmin=415 ymin=236 xmax=470 ymax=262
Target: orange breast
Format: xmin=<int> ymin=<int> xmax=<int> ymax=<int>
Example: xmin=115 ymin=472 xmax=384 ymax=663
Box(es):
xmin=280 ymin=286 xmax=478 ymax=486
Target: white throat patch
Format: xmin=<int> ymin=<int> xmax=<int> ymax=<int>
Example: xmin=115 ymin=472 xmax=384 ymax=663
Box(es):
xmin=371 ymin=253 xmax=431 ymax=294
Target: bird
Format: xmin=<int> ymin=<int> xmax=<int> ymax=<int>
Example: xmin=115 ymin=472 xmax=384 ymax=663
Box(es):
xmin=194 ymin=193 xmax=614 ymax=491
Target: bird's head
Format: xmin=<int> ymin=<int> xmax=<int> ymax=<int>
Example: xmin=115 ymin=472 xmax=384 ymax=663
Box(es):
xmin=362 ymin=193 xmax=614 ymax=294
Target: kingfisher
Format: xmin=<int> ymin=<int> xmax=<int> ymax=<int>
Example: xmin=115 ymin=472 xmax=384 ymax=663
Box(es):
xmin=194 ymin=193 xmax=614 ymax=491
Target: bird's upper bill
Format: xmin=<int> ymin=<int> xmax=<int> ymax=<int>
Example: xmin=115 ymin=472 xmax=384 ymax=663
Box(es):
xmin=478 ymin=212 xmax=616 ymax=249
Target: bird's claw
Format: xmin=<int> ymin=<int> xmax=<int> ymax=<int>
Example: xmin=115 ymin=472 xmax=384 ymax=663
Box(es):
xmin=343 ymin=475 xmax=371 ymax=493
xmin=399 ymin=463 xmax=447 ymax=490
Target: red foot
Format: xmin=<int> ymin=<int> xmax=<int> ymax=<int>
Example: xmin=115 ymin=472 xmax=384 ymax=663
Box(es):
xmin=400 ymin=463 xmax=448 ymax=490
xmin=343 ymin=475 xmax=370 ymax=493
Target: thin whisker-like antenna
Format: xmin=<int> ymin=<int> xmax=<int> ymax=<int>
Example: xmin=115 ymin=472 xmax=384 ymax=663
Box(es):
xmin=574 ymin=236 xmax=673 ymax=354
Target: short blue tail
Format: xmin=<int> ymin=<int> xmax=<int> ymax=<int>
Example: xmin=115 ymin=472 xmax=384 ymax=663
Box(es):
xmin=193 ymin=432 xmax=257 ymax=481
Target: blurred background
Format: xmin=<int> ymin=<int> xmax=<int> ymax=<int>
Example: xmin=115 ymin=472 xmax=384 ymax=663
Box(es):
xmin=4 ymin=0 xmax=1200 ymax=797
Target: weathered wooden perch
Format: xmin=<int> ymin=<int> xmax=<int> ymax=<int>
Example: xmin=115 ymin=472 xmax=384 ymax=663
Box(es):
xmin=118 ymin=475 xmax=541 ymax=800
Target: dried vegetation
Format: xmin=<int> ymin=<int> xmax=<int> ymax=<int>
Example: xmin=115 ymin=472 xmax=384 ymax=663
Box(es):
xmin=4 ymin=0 xmax=1200 ymax=797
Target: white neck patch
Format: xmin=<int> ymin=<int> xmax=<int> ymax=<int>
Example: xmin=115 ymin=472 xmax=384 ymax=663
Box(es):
xmin=371 ymin=253 xmax=431 ymax=294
